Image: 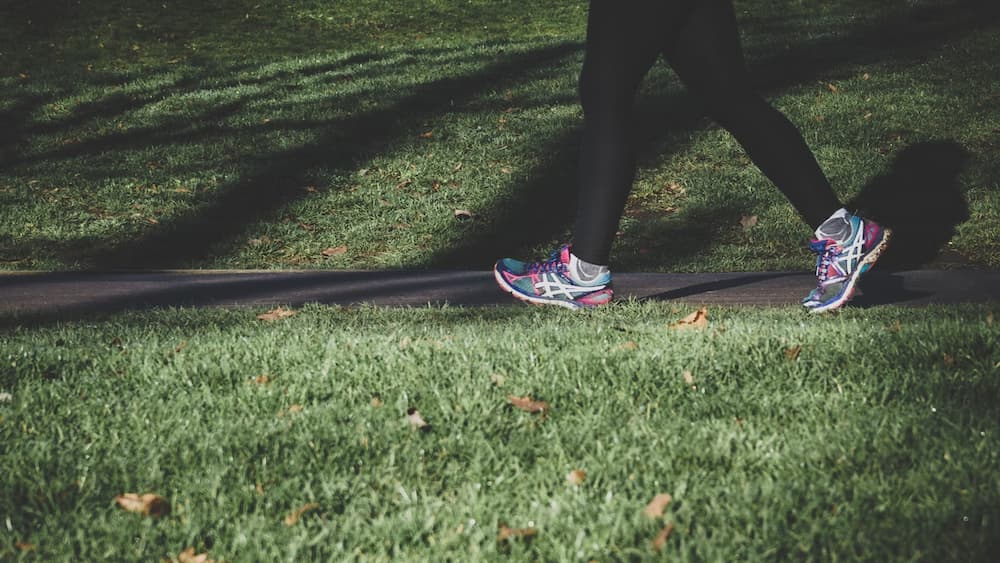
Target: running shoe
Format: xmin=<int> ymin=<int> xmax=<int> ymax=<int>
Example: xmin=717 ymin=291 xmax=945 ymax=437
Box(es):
xmin=494 ymin=245 xmax=613 ymax=310
xmin=803 ymin=215 xmax=892 ymax=313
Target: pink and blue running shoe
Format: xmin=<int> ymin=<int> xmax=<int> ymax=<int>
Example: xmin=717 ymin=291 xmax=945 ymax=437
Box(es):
xmin=803 ymin=214 xmax=892 ymax=313
xmin=494 ymin=245 xmax=613 ymax=310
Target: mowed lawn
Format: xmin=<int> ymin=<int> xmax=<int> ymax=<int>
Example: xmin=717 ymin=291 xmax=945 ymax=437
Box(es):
xmin=2 ymin=0 xmax=1000 ymax=561
xmin=1 ymin=304 xmax=999 ymax=560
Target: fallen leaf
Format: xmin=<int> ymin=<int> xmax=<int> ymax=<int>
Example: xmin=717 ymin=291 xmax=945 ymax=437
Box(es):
xmin=682 ymin=370 xmax=695 ymax=386
xmin=175 ymin=547 xmax=215 ymax=563
xmin=740 ymin=215 xmax=759 ymax=230
xmin=370 ymin=395 xmax=383 ymax=408
xmin=395 ymin=179 xmax=412 ymax=190
xmin=671 ymin=308 xmax=708 ymax=331
xmin=651 ymin=522 xmax=675 ymax=552
xmin=406 ymin=408 xmax=429 ymax=429
xmin=321 ymin=246 xmax=348 ymax=257
xmin=490 ymin=373 xmax=506 ymax=387
xmin=943 ymin=353 xmax=954 ymax=366
xmin=418 ymin=131 xmax=433 ymax=139
xmin=358 ymin=168 xmax=370 ymax=176
xmin=784 ymin=345 xmax=802 ymax=361
xmin=250 ymin=374 xmax=271 ymax=386
xmin=862 ymin=72 xmax=871 ymax=80
xmin=500 ymin=167 xmax=513 ymax=174
xmin=566 ymin=469 xmax=586 ymax=485
xmin=888 ymin=319 xmax=902 ymax=333
xmin=174 ymin=341 xmax=187 ymax=354
xmin=278 ymin=404 xmax=303 ymax=417
xmin=173 ymin=187 xmax=190 ymax=193
xmin=115 ymin=493 xmax=171 ymax=517
xmin=257 ymin=307 xmax=296 ymax=321
xmin=453 ymin=209 xmax=475 ymax=220
xmin=497 ymin=524 xmax=538 ymax=543
xmin=986 ymin=313 xmax=994 ymax=325
xmin=284 ymin=502 xmax=319 ymax=526
xmin=507 ymin=395 xmax=549 ymax=414
xmin=827 ymin=83 xmax=839 ymax=93
xmin=643 ymin=493 xmax=672 ymax=519
xmin=15 ymin=541 xmax=35 ymax=552
xmin=618 ymin=341 xmax=638 ymax=351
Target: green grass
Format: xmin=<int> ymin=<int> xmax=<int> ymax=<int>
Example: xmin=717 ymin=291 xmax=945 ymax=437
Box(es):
xmin=1 ymin=0 xmax=997 ymax=271
xmin=1 ymin=303 xmax=998 ymax=560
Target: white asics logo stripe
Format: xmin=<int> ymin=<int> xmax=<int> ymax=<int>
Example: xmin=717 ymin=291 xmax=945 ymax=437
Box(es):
xmin=535 ymin=273 xmax=606 ymax=298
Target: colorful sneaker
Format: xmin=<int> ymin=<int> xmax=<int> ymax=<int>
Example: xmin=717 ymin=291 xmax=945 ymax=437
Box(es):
xmin=804 ymin=215 xmax=892 ymax=313
xmin=494 ymin=245 xmax=613 ymax=310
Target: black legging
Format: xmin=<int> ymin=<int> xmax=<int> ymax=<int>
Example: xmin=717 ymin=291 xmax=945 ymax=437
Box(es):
xmin=572 ymin=0 xmax=843 ymax=265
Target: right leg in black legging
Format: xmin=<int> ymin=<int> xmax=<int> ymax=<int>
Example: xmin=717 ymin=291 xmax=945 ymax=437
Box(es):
xmin=571 ymin=1 xmax=695 ymax=266
xmin=664 ymin=0 xmax=842 ymax=230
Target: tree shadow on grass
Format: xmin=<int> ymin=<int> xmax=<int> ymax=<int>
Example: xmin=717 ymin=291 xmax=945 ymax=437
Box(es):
xmin=3 ymin=2 xmax=996 ymax=273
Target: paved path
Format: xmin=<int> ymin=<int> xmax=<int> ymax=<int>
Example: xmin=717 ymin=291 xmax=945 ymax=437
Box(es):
xmin=1 ymin=269 xmax=997 ymax=322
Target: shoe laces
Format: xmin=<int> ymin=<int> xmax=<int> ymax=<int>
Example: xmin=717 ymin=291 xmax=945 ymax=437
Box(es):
xmin=525 ymin=249 xmax=566 ymax=275
xmin=810 ymin=239 xmax=839 ymax=284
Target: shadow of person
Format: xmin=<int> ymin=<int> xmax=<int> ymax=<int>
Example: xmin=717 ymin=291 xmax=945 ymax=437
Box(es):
xmin=849 ymin=140 xmax=970 ymax=272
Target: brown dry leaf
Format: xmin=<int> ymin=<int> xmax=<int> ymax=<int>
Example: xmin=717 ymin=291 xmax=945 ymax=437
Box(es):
xmin=176 ymin=547 xmax=215 ymax=563
xmin=651 ymin=522 xmax=675 ymax=552
xmin=174 ymin=341 xmax=187 ymax=354
xmin=643 ymin=493 xmax=672 ymax=519
xmin=618 ymin=341 xmax=638 ymax=351
xmin=370 ymin=395 xmax=383 ymax=408
xmin=566 ymin=469 xmax=587 ymax=485
xmin=321 ymin=246 xmax=348 ymax=257
xmin=500 ymin=166 xmax=513 ymax=174
xmin=278 ymin=404 xmax=303 ymax=417
xmin=740 ymin=215 xmax=759 ymax=230
xmin=497 ymin=524 xmax=538 ymax=543
xmin=507 ymin=395 xmax=549 ymax=414
xmin=257 ymin=307 xmax=296 ymax=321
xmin=827 ymin=83 xmax=839 ymax=93
xmin=453 ymin=162 xmax=463 ymax=172
xmin=671 ymin=308 xmax=708 ymax=331
xmin=251 ymin=374 xmax=271 ymax=386
xmin=406 ymin=408 xmax=429 ymax=429
xmin=284 ymin=502 xmax=319 ymax=526
xmin=15 ymin=541 xmax=35 ymax=552
xmin=784 ymin=345 xmax=802 ymax=361
xmin=862 ymin=72 xmax=871 ymax=80
xmin=682 ymin=370 xmax=695 ymax=386
xmin=115 ymin=493 xmax=171 ymax=517
xmin=888 ymin=319 xmax=902 ymax=333
xmin=453 ymin=209 xmax=476 ymax=220
xmin=943 ymin=353 xmax=955 ymax=366
xmin=418 ymin=130 xmax=433 ymax=139
xmin=395 ymin=178 xmax=412 ymax=190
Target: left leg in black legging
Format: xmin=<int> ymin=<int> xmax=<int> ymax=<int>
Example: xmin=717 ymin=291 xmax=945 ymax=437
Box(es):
xmin=571 ymin=1 xmax=695 ymax=266
xmin=664 ymin=0 xmax=842 ymax=230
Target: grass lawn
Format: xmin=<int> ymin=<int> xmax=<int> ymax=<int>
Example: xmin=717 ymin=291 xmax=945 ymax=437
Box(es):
xmin=1 ymin=303 xmax=999 ymax=560
xmin=0 ymin=0 xmax=998 ymax=272
xmin=2 ymin=1 xmax=999 ymax=561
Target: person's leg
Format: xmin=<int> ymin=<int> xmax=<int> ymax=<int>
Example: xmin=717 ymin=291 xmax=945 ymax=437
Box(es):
xmin=570 ymin=0 xmax=695 ymax=266
xmin=664 ymin=0 xmax=891 ymax=312
xmin=663 ymin=0 xmax=842 ymax=231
